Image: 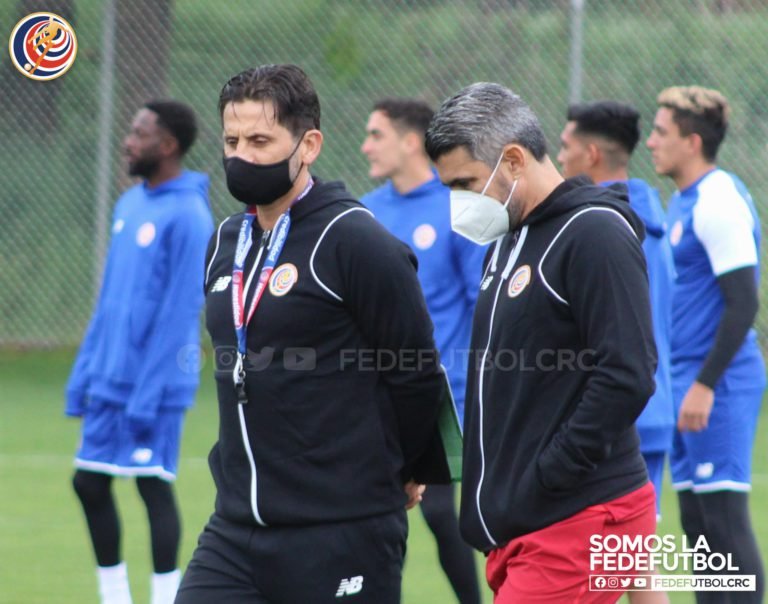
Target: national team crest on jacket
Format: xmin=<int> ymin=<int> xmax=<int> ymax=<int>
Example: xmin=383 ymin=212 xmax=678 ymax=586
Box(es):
xmin=136 ymin=222 xmax=156 ymax=247
xmin=269 ymin=263 xmax=298 ymax=296
xmin=412 ymin=223 xmax=437 ymax=250
xmin=507 ymin=264 xmax=531 ymax=298
xmin=8 ymin=12 xmax=77 ymax=81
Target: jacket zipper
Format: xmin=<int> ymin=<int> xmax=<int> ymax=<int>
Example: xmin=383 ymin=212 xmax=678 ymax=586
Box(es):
xmin=238 ymin=229 xmax=271 ymax=526
xmin=475 ymin=226 xmax=527 ymax=548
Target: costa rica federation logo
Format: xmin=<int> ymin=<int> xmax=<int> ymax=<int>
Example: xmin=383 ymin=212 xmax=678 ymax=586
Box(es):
xmin=136 ymin=222 xmax=156 ymax=247
xmin=269 ymin=263 xmax=298 ymax=297
xmin=412 ymin=223 xmax=437 ymax=250
xmin=508 ymin=264 xmax=531 ymax=298
xmin=9 ymin=12 xmax=77 ymax=81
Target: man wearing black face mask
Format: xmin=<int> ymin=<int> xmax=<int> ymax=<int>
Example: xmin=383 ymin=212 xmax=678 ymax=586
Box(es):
xmin=176 ymin=64 xmax=451 ymax=604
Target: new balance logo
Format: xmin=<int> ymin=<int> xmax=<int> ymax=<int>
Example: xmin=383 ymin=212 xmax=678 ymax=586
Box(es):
xmin=210 ymin=276 xmax=231 ymax=293
xmin=336 ymin=576 xmax=363 ymax=597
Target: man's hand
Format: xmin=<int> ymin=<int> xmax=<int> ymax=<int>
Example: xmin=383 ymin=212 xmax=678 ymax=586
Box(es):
xmin=64 ymin=390 xmax=88 ymax=417
xmin=404 ymin=480 xmax=425 ymax=510
xmin=677 ymin=381 xmax=715 ymax=432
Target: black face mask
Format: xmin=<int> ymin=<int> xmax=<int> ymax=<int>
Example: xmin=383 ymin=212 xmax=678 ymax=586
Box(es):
xmin=223 ymin=136 xmax=304 ymax=206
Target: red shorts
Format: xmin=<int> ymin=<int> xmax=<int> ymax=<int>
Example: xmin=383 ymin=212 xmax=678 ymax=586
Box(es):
xmin=486 ymin=482 xmax=656 ymax=603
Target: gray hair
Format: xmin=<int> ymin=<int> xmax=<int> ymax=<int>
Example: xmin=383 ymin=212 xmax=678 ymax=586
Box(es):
xmin=425 ymin=82 xmax=547 ymax=165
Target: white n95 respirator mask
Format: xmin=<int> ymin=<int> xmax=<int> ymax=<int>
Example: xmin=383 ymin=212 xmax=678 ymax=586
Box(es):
xmin=449 ymin=153 xmax=518 ymax=245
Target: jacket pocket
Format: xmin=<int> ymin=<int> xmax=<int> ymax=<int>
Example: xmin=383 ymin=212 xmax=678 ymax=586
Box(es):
xmin=536 ymin=433 xmax=597 ymax=493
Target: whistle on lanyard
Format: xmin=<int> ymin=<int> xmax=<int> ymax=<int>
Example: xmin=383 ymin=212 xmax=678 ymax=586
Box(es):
xmin=233 ymin=352 xmax=248 ymax=404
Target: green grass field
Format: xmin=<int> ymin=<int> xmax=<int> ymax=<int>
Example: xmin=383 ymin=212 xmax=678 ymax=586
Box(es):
xmin=1 ymin=349 xmax=765 ymax=603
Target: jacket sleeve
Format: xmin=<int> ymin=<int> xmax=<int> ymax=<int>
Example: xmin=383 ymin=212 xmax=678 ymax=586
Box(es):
xmin=330 ymin=210 xmax=447 ymax=482
xmin=124 ymin=205 xmax=214 ymax=426
xmin=64 ymin=311 xmax=101 ymax=416
xmin=64 ymin=199 xmax=123 ymax=416
xmin=537 ymin=210 xmax=657 ymax=490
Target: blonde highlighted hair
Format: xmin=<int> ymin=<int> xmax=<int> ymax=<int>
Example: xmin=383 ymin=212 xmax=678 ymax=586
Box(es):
xmin=656 ymin=86 xmax=729 ymax=161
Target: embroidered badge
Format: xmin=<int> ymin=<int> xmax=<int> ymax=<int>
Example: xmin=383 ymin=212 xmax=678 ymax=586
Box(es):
xmin=412 ymin=223 xmax=437 ymax=250
xmin=507 ymin=264 xmax=531 ymax=298
xmin=269 ymin=263 xmax=298 ymax=297
xmin=136 ymin=222 xmax=156 ymax=247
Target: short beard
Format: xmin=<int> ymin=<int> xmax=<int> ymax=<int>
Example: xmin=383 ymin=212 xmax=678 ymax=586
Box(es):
xmin=498 ymin=175 xmax=523 ymax=230
xmin=128 ymin=157 xmax=160 ymax=180
xmin=507 ymin=199 xmax=524 ymax=231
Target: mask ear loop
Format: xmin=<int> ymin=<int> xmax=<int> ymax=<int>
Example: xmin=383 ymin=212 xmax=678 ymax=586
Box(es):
xmin=482 ymin=151 xmax=518 ymax=210
xmin=480 ymin=151 xmax=507 ymax=196
xmin=289 ymin=131 xmax=308 ymax=158
xmin=288 ymin=131 xmax=309 ymax=187
xmin=502 ymin=179 xmax=518 ymax=209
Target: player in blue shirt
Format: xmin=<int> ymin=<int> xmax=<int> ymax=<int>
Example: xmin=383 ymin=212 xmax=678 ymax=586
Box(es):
xmin=648 ymin=86 xmax=765 ymax=604
xmin=558 ymin=101 xmax=675 ymax=520
xmin=361 ymin=98 xmax=483 ymax=604
xmin=65 ymin=101 xmax=213 ymax=604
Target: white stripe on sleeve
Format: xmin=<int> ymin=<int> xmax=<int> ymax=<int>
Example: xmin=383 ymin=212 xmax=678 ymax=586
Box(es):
xmin=692 ymin=172 xmax=757 ymax=276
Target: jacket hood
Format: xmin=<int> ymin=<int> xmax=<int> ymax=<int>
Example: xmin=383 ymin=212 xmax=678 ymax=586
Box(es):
xmin=289 ymin=178 xmax=362 ymax=221
xmin=623 ymin=178 xmax=667 ymax=238
xmin=522 ymin=176 xmax=646 ymax=239
xmin=144 ymin=170 xmax=210 ymax=200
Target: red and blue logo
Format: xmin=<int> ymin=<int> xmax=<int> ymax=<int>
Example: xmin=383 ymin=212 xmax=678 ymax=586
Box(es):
xmin=269 ymin=263 xmax=298 ymax=297
xmin=8 ymin=12 xmax=77 ymax=81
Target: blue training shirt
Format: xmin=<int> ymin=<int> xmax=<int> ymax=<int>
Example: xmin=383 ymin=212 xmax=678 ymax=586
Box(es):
xmin=666 ymin=168 xmax=766 ymax=393
xmin=361 ymin=175 xmax=486 ymax=421
xmin=603 ymin=178 xmax=675 ymax=454
xmin=65 ymin=170 xmax=214 ymax=422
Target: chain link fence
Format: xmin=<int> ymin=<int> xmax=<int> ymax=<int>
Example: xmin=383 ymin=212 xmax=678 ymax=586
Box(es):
xmin=2 ymin=0 xmax=768 ymax=347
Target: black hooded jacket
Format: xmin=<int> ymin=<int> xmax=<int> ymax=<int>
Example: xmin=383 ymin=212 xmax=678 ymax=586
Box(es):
xmin=203 ymin=179 xmax=446 ymax=528
xmin=459 ymin=177 xmax=657 ymax=552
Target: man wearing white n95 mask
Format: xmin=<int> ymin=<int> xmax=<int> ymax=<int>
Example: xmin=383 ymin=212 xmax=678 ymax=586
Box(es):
xmin=449 ymin=151 xmax=520 ymax=245
xmin=426 ymin=82 xmax=658 ymax=603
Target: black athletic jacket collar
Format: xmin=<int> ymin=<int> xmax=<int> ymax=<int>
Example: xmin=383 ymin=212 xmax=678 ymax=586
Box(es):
xmin=522 ymin=176 xmax=646 ymax=240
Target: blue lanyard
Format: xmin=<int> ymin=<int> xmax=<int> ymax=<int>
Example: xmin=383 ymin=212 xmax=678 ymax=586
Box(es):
xmin=231 ymin=179 xmax=312 ymax=403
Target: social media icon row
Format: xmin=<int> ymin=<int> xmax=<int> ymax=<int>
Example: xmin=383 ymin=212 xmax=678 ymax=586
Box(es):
xmin=592 ymin=575 xmax=648 ymax=590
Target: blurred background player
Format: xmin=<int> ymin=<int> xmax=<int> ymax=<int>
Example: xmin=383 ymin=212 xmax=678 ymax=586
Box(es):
xmin=648 ymin=85 xmax=765 ymax=604
xmin=558 ymin=100 xmax=675 ymax=604
xmin=360 ymin=97 xmax=483 ymax=604
xmin=558 ymin=100 xmax=675 ymax=516
xmin=65 ymin=100 xmax=213 ymax=604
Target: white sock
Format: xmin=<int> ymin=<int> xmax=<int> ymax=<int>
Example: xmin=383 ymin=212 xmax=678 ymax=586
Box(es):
xmin=151 ymin=569 xmax=181 ymax=604
xmin=97 ymin=562 xmax=133 ymax=604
